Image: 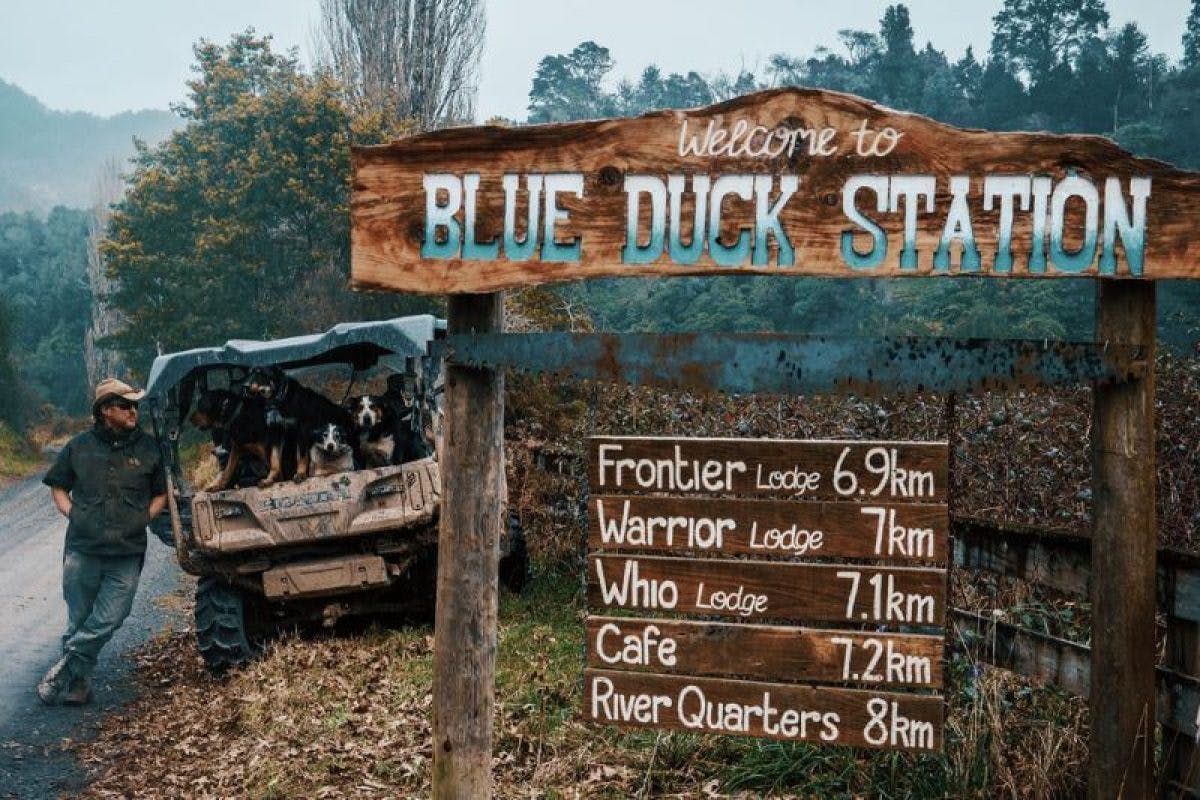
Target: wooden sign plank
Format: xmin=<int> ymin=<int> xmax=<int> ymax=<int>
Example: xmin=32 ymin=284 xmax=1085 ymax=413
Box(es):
xmin=352 ymin=87 xmax=1200 ymax=295
xmin=583 ymin=669 xmax=943 ymax=751
xmin=588 ymin=436 xmax=947 ymax=502
xmin=588 ymin=554 xmax=946 ymax=626
xmin=589 ymin=495 xmax=948 ymax=563
xmin=585 ymin=616 xmax=944 ymax=688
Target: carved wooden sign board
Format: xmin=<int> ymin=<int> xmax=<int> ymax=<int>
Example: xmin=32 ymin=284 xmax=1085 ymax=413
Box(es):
xmin=351 ymin=88 xmax=1200 ymax=294
xmin=583 ymin=435 xmax=949 ymax=752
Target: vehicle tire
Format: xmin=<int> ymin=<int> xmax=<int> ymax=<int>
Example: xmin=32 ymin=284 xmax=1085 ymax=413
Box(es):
xmin=194 ymin=576 xmax=270 ymax=675
xmin=499 ymin=510 xmax=529 ymax=593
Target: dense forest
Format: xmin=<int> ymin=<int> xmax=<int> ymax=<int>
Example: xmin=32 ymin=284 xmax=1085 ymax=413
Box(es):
xmin=2 ymin=0 xmax=1199 ymax=422
xmin=0 ymin=208 xmax=92 ymax=418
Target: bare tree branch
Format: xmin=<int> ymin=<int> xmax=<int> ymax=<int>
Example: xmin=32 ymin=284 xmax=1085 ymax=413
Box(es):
xmin=85 ymin=157 xmax=127 ymax=385
xmin=315 ymin=0 xmax=484 ymax=131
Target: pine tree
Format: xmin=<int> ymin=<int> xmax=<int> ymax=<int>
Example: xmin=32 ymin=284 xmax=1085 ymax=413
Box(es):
xmin=0 ymin=302 xmax=22 ymax=428
xmin=877 ymin=4 xmax=922 ymax=108
xmin=953 ymin=46 xmax=984 ymax=104
xmin=977 ymin=56 xmax=1028 ymax=129
xmin=991 ymin=0 xmax=1109 ymax=87
xmin=1184 ymin=0 xmax=1200 ymax=69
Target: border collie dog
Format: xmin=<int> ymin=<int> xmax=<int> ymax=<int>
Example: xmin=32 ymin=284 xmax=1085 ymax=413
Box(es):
xmin=308 ymin=422 xmax=355 ymax=477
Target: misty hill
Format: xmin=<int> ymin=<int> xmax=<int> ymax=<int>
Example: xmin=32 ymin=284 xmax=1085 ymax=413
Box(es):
xmin=0 ymin=79 xmax=178 ymax=213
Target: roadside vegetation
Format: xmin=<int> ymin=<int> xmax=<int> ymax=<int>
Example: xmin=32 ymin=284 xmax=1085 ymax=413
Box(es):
xmin=0 ymin=421 xmax=39 ymax=481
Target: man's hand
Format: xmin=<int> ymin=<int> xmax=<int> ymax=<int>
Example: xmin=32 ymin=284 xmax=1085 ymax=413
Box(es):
xmin=148 ymin=493 xmax=167 ymax=521
xmin=50 ymin=486 xmax=71 ymax=518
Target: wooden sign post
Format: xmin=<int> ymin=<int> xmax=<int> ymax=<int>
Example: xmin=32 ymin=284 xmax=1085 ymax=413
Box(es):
xmin=1090 ymin=281 xmax=1156 ymax=798
xmin=430 ymin=293 xmax=504 ymax=798
xmin=348 ymin=86 xmax=1193 ymax=798
xmin=582 ymin=436 xmax=948 ymax=752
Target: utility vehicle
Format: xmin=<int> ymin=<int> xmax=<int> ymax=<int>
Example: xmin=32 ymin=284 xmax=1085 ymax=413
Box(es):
xmin=143 ymin=316 xmax=526 ymax=672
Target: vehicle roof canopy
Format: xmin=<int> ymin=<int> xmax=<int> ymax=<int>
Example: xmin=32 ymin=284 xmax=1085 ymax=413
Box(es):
xmin=143 ymin=315 xmax=444 ymax=403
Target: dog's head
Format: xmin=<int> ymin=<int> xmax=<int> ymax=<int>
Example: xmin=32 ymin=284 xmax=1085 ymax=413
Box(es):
xmin=312 ymin=422 xmax=351 ymax=456
xmin=244 ymin=367 xmax=284 ymax=400
xmin=190 ymin=389 xmax=238 ymax=430
xmin=346 ymin=395 xmax=389 ymax=431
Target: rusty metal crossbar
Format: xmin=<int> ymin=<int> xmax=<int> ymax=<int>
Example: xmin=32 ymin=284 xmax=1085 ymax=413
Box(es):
xmin=441 ymin=333 xmax=1146 ymax=396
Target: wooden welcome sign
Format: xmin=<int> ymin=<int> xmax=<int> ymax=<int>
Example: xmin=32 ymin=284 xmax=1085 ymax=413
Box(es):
xmin=351 ymin=87 xmax=1200 ymax=293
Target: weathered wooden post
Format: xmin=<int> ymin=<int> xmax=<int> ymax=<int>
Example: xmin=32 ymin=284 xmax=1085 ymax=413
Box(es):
xmin=431 ymin=292 xmax=504 ymax=799
xmin=1089 ymin=280 xmax=1156 ymax=799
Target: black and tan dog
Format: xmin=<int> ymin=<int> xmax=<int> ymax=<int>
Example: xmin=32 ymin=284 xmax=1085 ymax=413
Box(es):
xmin=189 ymin=388 xmax=271 ymax=492
xmin=345 ymin=394 xmax=424 ymax=467
xmin=244 ymin=367 xmax=351 ymax=487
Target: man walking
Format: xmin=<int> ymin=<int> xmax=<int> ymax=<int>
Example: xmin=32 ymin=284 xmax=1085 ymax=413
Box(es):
xmin=37 ymin=378 xmax=167 ymax=705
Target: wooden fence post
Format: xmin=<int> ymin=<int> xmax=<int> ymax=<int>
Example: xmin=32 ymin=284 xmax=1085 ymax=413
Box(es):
xmin=432 ymin=292 xmax=504 ymax=799
xmin=1090 ymin=279 xmax=1156 ymax=799
xmin=1164 ymin=611 xmax=1200 ymax=797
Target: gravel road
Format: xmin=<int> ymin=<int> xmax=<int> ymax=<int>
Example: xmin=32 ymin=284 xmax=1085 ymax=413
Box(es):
xmin=0 ymin=472 xmax=186 ymax=799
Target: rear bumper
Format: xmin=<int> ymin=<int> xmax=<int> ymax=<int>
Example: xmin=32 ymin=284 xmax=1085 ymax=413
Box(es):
xmin=262 ymin=554 xmax=391 ymax=599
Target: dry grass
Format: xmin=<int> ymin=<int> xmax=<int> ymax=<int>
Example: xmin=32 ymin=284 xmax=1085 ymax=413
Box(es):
xmin=180 ymin=440 xmax=221 ymax=489
xmin=74 ymin=568 xmax=1092 ymax=799
xmin=25 ymin=406 xmax=87 ymax=452
xmin=0 ymin=421 xmax=42 ymax=480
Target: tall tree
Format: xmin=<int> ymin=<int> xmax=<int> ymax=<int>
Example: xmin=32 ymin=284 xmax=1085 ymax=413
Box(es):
xmin=976 ymin=55 xmax=1028 ymax=129
xmin=1107 ymin=23 xmax=1151 ymax=129
xmin=103 ymin=32 xmax=433 ymax=374
xmin=527 ymin=42 xmax=617 ymax=122
xmin=877 ymin=4 xmax=922 ymax=108
xmin=1186 ymin=0 xmax=1200 ymax=69
xmin=991 ymin=0 xmax=1109 ymax=87
xmin=316 ymin=0 xmax=485 ymax=131
xmin=953 ymin=46 xmax=984 ymax=105
xmin=0 ymin=301 xmax=21 ymax=427
xmin=85 ymin=157 xmax=125 ymax=388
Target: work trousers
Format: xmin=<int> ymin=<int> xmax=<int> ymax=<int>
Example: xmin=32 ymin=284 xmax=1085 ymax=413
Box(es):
xmin=61 ymin=550 xmax=144 ymax=680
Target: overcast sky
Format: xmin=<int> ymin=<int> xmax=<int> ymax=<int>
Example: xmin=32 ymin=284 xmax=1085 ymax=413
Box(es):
xmin=0 ymin=0 xmax=1191 ymax=120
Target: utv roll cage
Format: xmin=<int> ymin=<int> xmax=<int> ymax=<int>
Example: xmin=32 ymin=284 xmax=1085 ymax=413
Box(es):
xmin=142 ymin=315 xmax=446 ymax=487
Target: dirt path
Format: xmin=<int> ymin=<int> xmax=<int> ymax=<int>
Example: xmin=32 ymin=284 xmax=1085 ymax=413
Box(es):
xmin=0 ymin=472 xmax=187 ymax=799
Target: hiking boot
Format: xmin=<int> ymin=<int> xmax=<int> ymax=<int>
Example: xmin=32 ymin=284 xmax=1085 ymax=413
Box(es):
xmin=36 ymin=657 xmax=71 ymax=706
xmin=61 ymin=677 xmax=92 ymax=706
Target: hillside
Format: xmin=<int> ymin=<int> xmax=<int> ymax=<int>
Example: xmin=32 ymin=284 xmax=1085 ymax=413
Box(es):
xmin=0 ymin=79 xmax=178 ymax=213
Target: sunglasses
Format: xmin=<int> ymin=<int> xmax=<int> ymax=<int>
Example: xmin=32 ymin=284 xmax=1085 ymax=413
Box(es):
xmin=107 ymin=400 xmax=138 ymax=412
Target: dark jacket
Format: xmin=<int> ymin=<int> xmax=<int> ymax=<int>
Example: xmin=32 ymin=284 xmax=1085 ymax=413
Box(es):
xmin=43 ymin=425 xmax=166 ymax=556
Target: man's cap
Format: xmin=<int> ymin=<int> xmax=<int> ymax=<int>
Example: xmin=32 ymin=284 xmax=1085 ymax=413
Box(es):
xmin=93 ymin=377 xmax=145 ymax=409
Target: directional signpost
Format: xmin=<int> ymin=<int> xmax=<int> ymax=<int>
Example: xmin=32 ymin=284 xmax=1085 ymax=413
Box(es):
xmin=583 ymin=436 xmax=949 ymax=752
